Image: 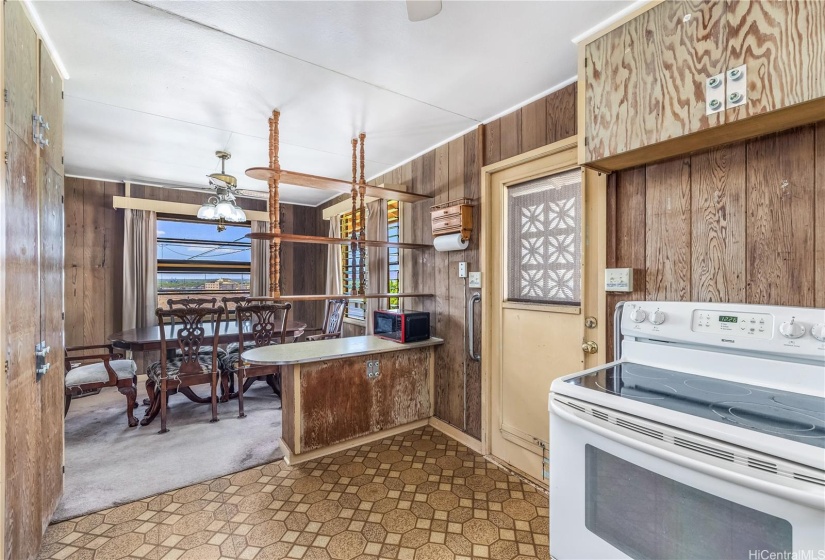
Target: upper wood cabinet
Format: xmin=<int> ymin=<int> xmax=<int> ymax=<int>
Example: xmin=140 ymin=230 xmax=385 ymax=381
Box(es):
xmin=580 ymin=0 xmax=825 ymax=171
xmin=4 ymin=0 xmax=38 ymax=151
xmin=39 ymin=43 xmax=64 ymax=175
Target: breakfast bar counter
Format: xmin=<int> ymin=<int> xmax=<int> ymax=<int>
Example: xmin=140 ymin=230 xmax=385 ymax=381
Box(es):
xmin=243 ymin=335 xmax=443 ymax=464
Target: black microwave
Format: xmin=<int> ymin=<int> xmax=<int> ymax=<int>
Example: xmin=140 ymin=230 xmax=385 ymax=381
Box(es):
xmin=373 ymin=310 xmax=430 ymax=343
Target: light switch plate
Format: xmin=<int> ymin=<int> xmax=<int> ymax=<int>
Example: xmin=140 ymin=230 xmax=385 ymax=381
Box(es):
xmin=605 ymin=268 xmax=633 ymax=292
xmin=468 ymin=271 xmax=481 ymax=288
xmin=458 ymin=262 xmax=467 ymax=278
xmin=705 ymin=72 xmax=725 ymax=115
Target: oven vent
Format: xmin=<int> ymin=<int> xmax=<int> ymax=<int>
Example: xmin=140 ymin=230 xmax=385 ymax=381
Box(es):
xmin=673 ymin=437 xmax=735 ymax=463
xmin=563 ymin=400 xmax=586 ymax=413
xmin=793 ymin=473 xmax=825 ymax=487
xmin=747 ymin=458 xmax=778 ymax=474
xmin=615 ymin=418 xmax=664 ymax=441
xmin=592 ymin=409 xmax=609 ymax=422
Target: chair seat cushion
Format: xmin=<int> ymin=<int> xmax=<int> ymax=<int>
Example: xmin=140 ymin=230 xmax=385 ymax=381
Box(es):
xmin=220 ymin=352 xmax=242 ymax=373
xmin=225 ymin=341 xmax=256 ymax=355
xmin=147 ymin=356 xmax=215 ymax=384
xmin=65 ymin=360 xmax=137 ymax=388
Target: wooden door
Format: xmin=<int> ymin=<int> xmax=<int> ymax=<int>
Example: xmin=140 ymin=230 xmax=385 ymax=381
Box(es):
xmin=482 ymin=139 xmax=606 ymax=483
xmin=3 ymin=0 xmax=37 ymax=152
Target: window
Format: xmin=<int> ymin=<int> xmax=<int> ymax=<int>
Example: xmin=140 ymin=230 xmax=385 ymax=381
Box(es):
xmin=506 ymin=169 xmax=582 ymax=305
xmin=339 ymin=200 xmax=401 ymax=320
xmin=156 ymin=216 xmax=251 ymax=312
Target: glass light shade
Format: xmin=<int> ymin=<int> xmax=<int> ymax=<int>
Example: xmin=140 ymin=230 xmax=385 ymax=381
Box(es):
xmin=197 ymin=203 xmax=217 ymax=220
xmin=230 ymin=206 xmax=247 ymax=222
xmin=214 ymin=200 xmax=234 ymax=218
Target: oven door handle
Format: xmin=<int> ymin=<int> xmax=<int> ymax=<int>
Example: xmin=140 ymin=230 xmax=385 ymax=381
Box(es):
xmin=551 ymin=399 xmax=825 ymax=511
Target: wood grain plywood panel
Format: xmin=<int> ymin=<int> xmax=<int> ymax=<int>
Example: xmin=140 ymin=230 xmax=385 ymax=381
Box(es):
xmin=432 ymin=144 xmax=450 ymax=422
xmin=521 ymin=98 xmax=548 ymax=153
xmin=299 ymin=348 xmax=431 ymax=451
xmin=546 ymin=83 xmax=578 ymax=144
xmin=281 ymin=365 xmax=296 ymax=452
xmin=83 ymin=179 xmax=106 ymax=344
xmin=691 ymin=145 xmax=746 ymax=303
xmin=39 ymin=43 xmax=63 ymax=175
xmin=816 ymin=122 xmax=825 ymax=308
xmin=726 ymin=0 xmax=825 ymax=123
xmin=499 ymin=109 xmax=522 ymax=161
xmin=4 ymin=126 xmax=43 ymax=560
xmin=39 ymin=164 xmax=64 ymax=533
xmin=646 ymin=158 xmax=691 ymax=301
xmin=64 ymin=177 xmax=85 ymax=346
xmin=746 ymin=127 xmax=816 ymax=307
xmin=463 ymin=129 xmax=481 ymax=439
xmin=444 ymin=137 xmax=465 ymax=430
xmin=484 ymin=118 xmax=501 ymax=166
xmin=606 ymin=167 xmax=647 ymax=360
xmin=3 ymin=0 xmax=38 ymax=150
xmin=104 ymin=182 xmax=125 ymax=336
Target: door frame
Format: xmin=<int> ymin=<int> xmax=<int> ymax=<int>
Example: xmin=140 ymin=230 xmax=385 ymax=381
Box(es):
xmin=1 ymin=3 xmax=7 ymax=554
xmin=479 ymin=136 xmax=607 ymax=456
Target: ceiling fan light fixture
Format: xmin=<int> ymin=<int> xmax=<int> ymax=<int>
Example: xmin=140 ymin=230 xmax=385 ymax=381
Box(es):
xmin=198 ymin=151 xmax=247 ymax=227
xmin=406 ymin=0 xmax=442 ymax=22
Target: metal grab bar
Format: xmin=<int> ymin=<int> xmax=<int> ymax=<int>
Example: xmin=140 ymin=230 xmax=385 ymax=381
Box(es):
xmin=467 ymin=293 xmax=481 ymax=362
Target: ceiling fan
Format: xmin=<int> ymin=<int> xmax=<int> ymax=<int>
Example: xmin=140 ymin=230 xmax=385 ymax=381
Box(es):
xmin=406 ymin=0 xmax=442 ymax=22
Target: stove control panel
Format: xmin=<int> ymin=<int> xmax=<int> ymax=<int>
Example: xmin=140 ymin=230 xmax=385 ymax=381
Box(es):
xmin=691 ymin=310 xmax=773 ymax=339
xmin=622 ymin=301 xmax=825 ymax=361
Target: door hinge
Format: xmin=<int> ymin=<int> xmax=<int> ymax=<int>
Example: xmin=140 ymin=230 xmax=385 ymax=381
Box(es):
xmin=584 ymin=58 xmax=588 ymax=68
xmin=62 ymin=465 xmax=65 ymax=474
xmin=61 ymin=195 xmax=64 ymax=204
xmin=3 ymin=152 xmax=8 ymax=166
xmin=3 ymin=360 xmax=8 ymax=376
xmin=3 ymin=88 xmax=8 ymax=103
xmin=61 ymin=312 xmax=65 ymax=320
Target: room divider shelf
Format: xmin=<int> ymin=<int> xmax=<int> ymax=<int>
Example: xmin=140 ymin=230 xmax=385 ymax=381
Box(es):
xmin=245 ymin=167 xmax=432 ymax=204
xmin=253 ymin=293 xmax=435 ymax=302
xmin=247 ymin=231 xmax=431 ymax=250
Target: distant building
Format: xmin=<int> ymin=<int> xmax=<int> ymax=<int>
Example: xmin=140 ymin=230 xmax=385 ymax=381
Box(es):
xmin=205 ymin=279 xmax=242 ymax=291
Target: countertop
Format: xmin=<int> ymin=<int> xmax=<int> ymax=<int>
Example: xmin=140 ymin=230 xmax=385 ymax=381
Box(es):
xmin=242 ymin=335 xmax=444 ymax=366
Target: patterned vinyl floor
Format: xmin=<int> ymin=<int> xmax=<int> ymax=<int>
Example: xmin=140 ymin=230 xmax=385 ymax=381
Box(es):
xmin=38 ymin=426 xmax=550 ymax=560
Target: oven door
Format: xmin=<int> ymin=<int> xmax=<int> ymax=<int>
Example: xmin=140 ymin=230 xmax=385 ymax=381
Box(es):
xmin=549 ymin=397 xmax=825 ymax=560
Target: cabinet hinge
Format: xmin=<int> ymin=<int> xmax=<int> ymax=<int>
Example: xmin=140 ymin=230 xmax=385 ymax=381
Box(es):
xmin=62 ymin=312 xmax=65 ymax=320
xmin=62 ymin=465 xmax=65 ymax=474
xmin=3 ymin=88 xmax=8 ymax=103
xmin=61 ymin=91 xmax=64 ymax=99
xmin=584 ymin=58 xmax=588 ymax=68
xmin=61 ymin=195 xmax=64 ymax=204
xmin=3 ymin=360 xmax=8 ymax=376
xmin=3 ymin=152 xmax=8 ymax=165
xmin=61 ymin=156 xmax=64 ymax=165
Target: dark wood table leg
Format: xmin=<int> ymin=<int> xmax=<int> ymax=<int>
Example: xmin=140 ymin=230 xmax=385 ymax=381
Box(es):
xmin=179 ymin=386 xmax=211 ymax=404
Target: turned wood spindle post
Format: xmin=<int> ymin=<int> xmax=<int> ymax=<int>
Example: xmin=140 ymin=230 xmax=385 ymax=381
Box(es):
xmin=350 ymin=138 xmax=358 ymax=295
xmin=358 ymin=133 xmax=366 ymax=295
xmin=268 ymin=110 xmax=281 ymax=298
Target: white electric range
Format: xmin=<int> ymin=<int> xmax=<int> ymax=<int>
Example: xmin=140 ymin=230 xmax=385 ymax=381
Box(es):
xmin=549 ymin=301 xmax=825 ymax=560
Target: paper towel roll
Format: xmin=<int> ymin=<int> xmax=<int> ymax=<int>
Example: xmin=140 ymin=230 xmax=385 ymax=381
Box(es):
xmin=433 ymin=233 xmax=469 ymax=252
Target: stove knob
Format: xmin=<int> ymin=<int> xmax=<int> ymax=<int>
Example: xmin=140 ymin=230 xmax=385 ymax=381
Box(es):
xmin=779 ymin=318 xmax=805 ymax=339
xmin=811 ymin=324 xmax=825 ymax=342
xmin=649 ymin=309 xmax=666 ymax=325
xmin=629 ymin=308 xmax=646 ymax=323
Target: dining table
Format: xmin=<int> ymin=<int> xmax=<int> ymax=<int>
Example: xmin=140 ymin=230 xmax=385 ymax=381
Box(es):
xmin=109 ymin=320 xmax=307 ymax=424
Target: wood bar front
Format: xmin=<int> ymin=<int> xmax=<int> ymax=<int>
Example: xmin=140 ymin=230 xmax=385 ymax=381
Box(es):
xmin=243 ymin=336 xmax=443 ymax=464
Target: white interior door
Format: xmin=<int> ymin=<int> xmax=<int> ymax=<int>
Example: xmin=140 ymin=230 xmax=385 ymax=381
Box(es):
xmin=482 ymin=140 xmax=605 ymax=483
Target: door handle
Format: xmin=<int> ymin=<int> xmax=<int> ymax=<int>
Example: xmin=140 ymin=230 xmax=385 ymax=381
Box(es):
xmin=582 ymin=340 xmax=598 ymax=354
xmin=467 ymin=293 xmax=481 ymax=362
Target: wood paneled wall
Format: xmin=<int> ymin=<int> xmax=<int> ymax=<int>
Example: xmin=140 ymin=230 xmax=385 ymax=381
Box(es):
xmin=357 ymin=83 xmax=578 ymax=440
xmin=64 ymin=178 xmax=325 ymax=348
xmin=606 ymin=122 xmax=825 ymax=359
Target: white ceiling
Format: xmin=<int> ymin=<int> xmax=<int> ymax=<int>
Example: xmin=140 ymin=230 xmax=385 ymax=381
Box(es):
xmin=33 ymin=0 xmax=631 ymax=206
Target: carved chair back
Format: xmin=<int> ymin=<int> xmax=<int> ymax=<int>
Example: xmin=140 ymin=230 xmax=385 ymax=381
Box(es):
xmin=156 ymin=305 xmax=224 ymax=377
xmin=166 ymin=296 xmax=221 ymax=334
xmin=322 ymin=299 xmax=347 ymax=337
xmin=234 ymin=302 xmax=292 ymax=353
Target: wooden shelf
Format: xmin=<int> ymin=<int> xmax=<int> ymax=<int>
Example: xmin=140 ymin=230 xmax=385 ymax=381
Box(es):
xmin=245 ymin=167 xmax=432 ymax=204
xmin=247 ymin=232 xmax=431 ymax=250
xmin=250 ymin=293 xmax=434 ymax=302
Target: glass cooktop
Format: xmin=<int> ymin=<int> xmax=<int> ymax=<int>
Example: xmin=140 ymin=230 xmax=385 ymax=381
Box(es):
xmin=565 ymin=363 xmax=825 ymax=448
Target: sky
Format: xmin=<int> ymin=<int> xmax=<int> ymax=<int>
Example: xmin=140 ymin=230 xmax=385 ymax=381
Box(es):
xmin=157 ymin=219 xmax=251 ymax=263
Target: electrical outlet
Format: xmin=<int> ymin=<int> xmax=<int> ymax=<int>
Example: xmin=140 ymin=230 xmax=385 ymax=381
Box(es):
xmin=605 ymin=268 xmax=633 ymax=292
xmin=468 ymin=271 xmax=481 ymax=288
xmin=458 ymin=262 xmax=467 ymax=278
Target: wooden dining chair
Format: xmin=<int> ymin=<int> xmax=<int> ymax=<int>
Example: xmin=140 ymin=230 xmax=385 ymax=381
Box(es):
xmin=166 ymin=296 xmax=226 ymax=358
xmin=221 ymin=301 xmax=291 ymax=417
xmin=64 ymin=344 xmax=139 ymax=427
xmin=303 ymin=298 xmax=347 ymax=341
xmin=144 ymin=304 xmax=225 ymax=433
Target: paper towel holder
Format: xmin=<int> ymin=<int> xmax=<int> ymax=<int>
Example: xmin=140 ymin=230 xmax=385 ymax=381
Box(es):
xmin=431 ymin=198 xmax=473 ymax=244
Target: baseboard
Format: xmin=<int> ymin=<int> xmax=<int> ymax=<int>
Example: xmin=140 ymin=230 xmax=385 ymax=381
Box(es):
xmin=428 ymin=417 xmax=482 ymax=454
xmin=279 ymin=418 xmax=430 ymax=466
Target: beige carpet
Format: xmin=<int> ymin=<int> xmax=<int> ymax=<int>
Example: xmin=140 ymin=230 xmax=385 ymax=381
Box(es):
xmin=55 ymin=380 xmax=283 ymax=522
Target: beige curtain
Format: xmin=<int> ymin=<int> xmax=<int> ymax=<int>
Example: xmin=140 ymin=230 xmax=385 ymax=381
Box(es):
xmin=122 ymin=209 xmax=158 ymax=329
xmin=365 ymin=200 xmax=388 ymax=335
xmin=250 ymin=220 xmax=270 ymax=297
xmin=326 ymin=218 xmax=342 ymax=295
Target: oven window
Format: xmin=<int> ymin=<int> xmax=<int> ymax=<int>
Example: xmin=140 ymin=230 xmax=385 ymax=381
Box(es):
xmin=585 ymin=445 xmax=792 ymax=559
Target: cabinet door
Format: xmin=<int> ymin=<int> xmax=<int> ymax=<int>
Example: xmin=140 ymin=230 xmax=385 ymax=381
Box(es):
xmin=38 ymin=43 xmax=64 ymax=175
xmin=3 ymin=125 xmax=44 ymax=560
xmin=3 ymin=0 xmax=38 ymax=151
xmin=583 ymin=0 xmax=727 ymax=163
xmin=39 ymin=162 xmax=65 ymax=527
